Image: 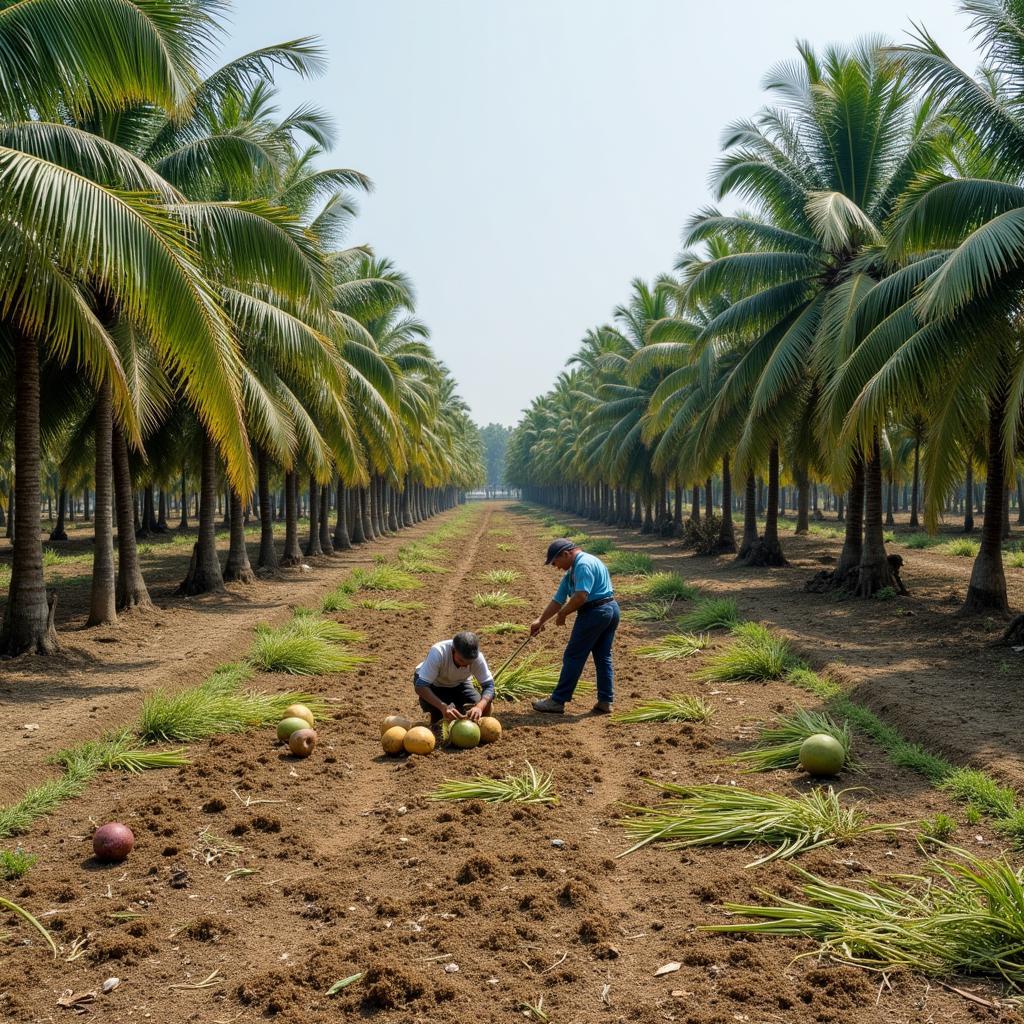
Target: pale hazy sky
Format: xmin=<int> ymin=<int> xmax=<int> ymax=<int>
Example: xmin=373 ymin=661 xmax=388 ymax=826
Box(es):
xmin=223 ymin=1 xmax=979 ymax=427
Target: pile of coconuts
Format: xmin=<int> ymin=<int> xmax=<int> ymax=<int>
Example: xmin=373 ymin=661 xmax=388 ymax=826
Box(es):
xmin=380 ymin=713 xmax=501 ymax=756
xmin=276 ymin=703 xmax=318 ymax=757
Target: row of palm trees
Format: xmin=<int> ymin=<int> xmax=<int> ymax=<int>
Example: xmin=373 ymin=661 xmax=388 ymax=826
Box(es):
xmin=508 ymin=2 xmax=1024 ymax=621
xmin=0 ymin=1 xmax=482 ymax=656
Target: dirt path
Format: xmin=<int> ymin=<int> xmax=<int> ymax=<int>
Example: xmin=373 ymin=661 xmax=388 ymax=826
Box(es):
xmin=0 ymin=502 xmax=1012 ymax=1024
xmin=0 ymin=512 xmax=464 ymax=805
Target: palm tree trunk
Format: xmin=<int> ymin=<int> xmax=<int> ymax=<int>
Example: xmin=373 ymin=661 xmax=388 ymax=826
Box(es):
xmin=157 ymin=489 xmax=168 ymax=531
xmin=742 ymin=443 xmax=786 ymax=567
xmin=909 ymin=439 xmax=921 ymax=529
xmin=387 ymin=482 xmax=400 ymax=533
xmin=964 ymin=459 xmax=974 ymax=533
xmin=224 ymin=487 xmax=255 ymax=582
xmin=856 ymin=432 xmax=894 ymax=597
xmin=704 ymin=477 xmax=713 ymax=520
xmin=737 ymin=473 xmax=758 ymax=560
xmin=1017 ymin=475 xmax=1024 ymax=526
xmin=49 ymin=488 xmax=68 ymax=541
xmin=113 ymin=425 xmax=152 ymax=609
xmin=177 ymin=432 xmax=224 ymax=595
xmin=402 ymin=476 xmax=414 ymax=528
xmin=964 ymin=385 xmax=1009 ymax=614
xmin=281 ymin=471 xmax=303 ymax=565
xmin=5 ymin=485 xmax=13 ymax=541
xmin=256 ymin=449 xmax=278 ymax=570
xmin=87 ymin=380 xmax=116 ymax=627
xmin=334 ymin=478 xmax=352 ymax=550
xmin=717 ymin=454 xmax=736 ymax=553
xmin=138 ymin=485 xmax=154 ymax=538
xmin=178 ymin=469 xmax=189 ymax=530
xmin=0 ymin=330 xmax=57 ymax=654
xmin=795 ymin=464 xmax=809 ymax=535
xmin=835 ymin=450 xmax=865 ymax=581
xmin=351 ymin=487 xmax=366 ymax=543
xmin=691 ymin=484 xmax=700 ymax=522
xmin=884 ymin=472 xmax=895 ymax=527
xmin=305 ymin=476 xmax=323 ymax=556
xmin=361 ymin=486 xmax=374 ymax=541
xmin=372 ymin=476 xmax=385 ymax=537
xmin=319 ymin=482 xmax=334 ymax=554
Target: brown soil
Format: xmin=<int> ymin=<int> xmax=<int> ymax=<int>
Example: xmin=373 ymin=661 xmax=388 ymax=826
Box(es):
xmin=0 ymin=503 xmax=1020 ymax=1023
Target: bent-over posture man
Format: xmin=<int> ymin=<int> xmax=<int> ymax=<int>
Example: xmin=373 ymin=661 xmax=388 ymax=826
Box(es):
xmin=530 ymin=538 xmax=619 ymax=714
xmin=414 ymin=631 xmax=494 ymax=726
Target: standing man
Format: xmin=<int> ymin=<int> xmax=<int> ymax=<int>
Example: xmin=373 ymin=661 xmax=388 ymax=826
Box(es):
xmin=530 ymin=538 xmax=619 ymax=715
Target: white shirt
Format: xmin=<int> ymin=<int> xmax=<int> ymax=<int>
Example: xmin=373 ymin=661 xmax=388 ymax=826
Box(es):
xmin=415 ymin=640 xmax=493 ymax=690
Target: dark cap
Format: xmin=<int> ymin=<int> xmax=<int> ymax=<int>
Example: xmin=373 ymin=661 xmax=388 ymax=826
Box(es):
xmin=545 ymin=538 xmax=577 ymax=565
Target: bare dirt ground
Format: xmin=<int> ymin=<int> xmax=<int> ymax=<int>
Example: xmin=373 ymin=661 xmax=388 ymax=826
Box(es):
xmin=0 ymin=502 xmax=1020 ymax=1023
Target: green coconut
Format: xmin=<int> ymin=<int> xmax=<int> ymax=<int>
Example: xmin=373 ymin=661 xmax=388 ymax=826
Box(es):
xmin=277 ymin=716 xmax=311 ymax=743
xmin=449 ymin=719 xmax=481 ymax=749
xmin=798 ymin=733 xmax=846 ymax=777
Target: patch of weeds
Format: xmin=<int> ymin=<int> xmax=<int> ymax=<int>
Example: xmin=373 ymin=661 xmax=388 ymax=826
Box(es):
xmin=636 ymin=572 xmax=697 ymax=602
xmin=919 ymin=813 xmax=957 ymax=843
xmin=604 ymin=551 xmax=654 ymax=576
xmin=585 ymin=538 xmax=616 ymax=556
xmin=873 ymin=586 xmax=897 ymax=601
xmin=0 ymin=848 xmax=37 ymax=880
xmin=903 ymin=533 xmax=942 ymax=549
xmin=698 ymin=622 xmax=803 ymax=682
xmin=479 ymin=569 xmax=522 ymax=586
xmin=678 ymin=597 xmax=739 ymax=631
xmin=473 ymin=590 xmax=526 ymax=609
xmin=479 ymin=621 xmax=527 ymax=635
xmin=139 ymin=663 xmax=326 ymax=741
xmin=939 ymin=538 xmax=980 ymax=558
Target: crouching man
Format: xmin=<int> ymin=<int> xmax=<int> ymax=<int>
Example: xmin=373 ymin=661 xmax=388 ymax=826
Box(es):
xmin=414 ymin=630 xmax=495 ymax=727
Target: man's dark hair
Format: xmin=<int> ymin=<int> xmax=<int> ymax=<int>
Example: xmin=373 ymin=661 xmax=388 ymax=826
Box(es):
xmin=453 ymin=631 xmax=479 ymax=660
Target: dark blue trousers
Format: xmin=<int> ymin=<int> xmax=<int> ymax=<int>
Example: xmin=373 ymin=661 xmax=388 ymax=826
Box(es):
xmin=551 ymin=600 xmax=619 ymax=705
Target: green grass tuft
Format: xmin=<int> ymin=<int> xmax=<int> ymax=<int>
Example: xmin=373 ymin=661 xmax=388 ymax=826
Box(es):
xmin=939 ymin=538 xmax=980 ymax=557
xmin=919 ymin=813 xmax=957 ymax=843
xmin=473 ymin=590 xmax=527 ymax=609
xmin=429 ymin=762 xmax=557 ymax=804
xmin=678 ymin=597 xmax=740 ymax=631
xmin=492 ymin=653 xmax=590 ymax=701
xmin=320 ymin=587 xmax=352 ymax=612
xmin=479 ymin=569 xmax=522 ymax=586
xmin=342 ymin=566 xmax=422 ymax=592
xmin=605 ymin=551 xmax=654 ymax=576
xmin=479 ymin=621 xmax=528 ymax=635
xmin=0 ymin=848 xmax=36 ymax=880
xmin=357 ymin=598 xmax=425 ymax=612
xmin=902 ymin=532 xmax=942 ymax=549
xmin=611 ymin=695 xmax=713 ymax=724
xmin=618 ymin=783 xmax=899 ymax=866
xmin=138 ymin=663 xmax=327 ymax=742
xmin=250 ymin=624 xmax=367 ymax=676
xmin=584 ymin=538 xmax=616 ymax=556
xmin=634 ymin=632 xmax=709 ymax=661
xmin=709 ymin=849 xmax=1024 ymax=986
xmin=53 ymin=730 xmax=189 ymax=775
xmin=940 ymin=768 xmax=1016 ymax=817
xmin=698 ymin=622 xmax=802 ymax=682
xmin=624 ymin=600 xmax=679 ymax=623
xmin=635 ymin=572 xmax=697 ymax=601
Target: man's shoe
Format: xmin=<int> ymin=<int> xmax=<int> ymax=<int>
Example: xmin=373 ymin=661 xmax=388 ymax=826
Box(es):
xmin=532 ymin=697 xmax=565 ymax=714
xmin=591 ymin=701 xmax=613 ymax=715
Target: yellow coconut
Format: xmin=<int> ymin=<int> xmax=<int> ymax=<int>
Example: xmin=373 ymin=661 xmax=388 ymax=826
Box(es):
xmin=284 ymin=703 xmax=315 ymax=728
xmin=381 ymin=714 xmax=414 ymax=737
xmin=478 ymin=717 xmax=502 ymax=744
xmin=381 ymin=726 xmax=408 ymax=756
xmin=403 ymin=725 xmax=436 ymax=756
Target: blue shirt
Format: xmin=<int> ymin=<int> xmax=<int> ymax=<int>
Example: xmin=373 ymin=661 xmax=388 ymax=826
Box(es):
xmin=553 ymin=551 xmax=614 ymax=605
